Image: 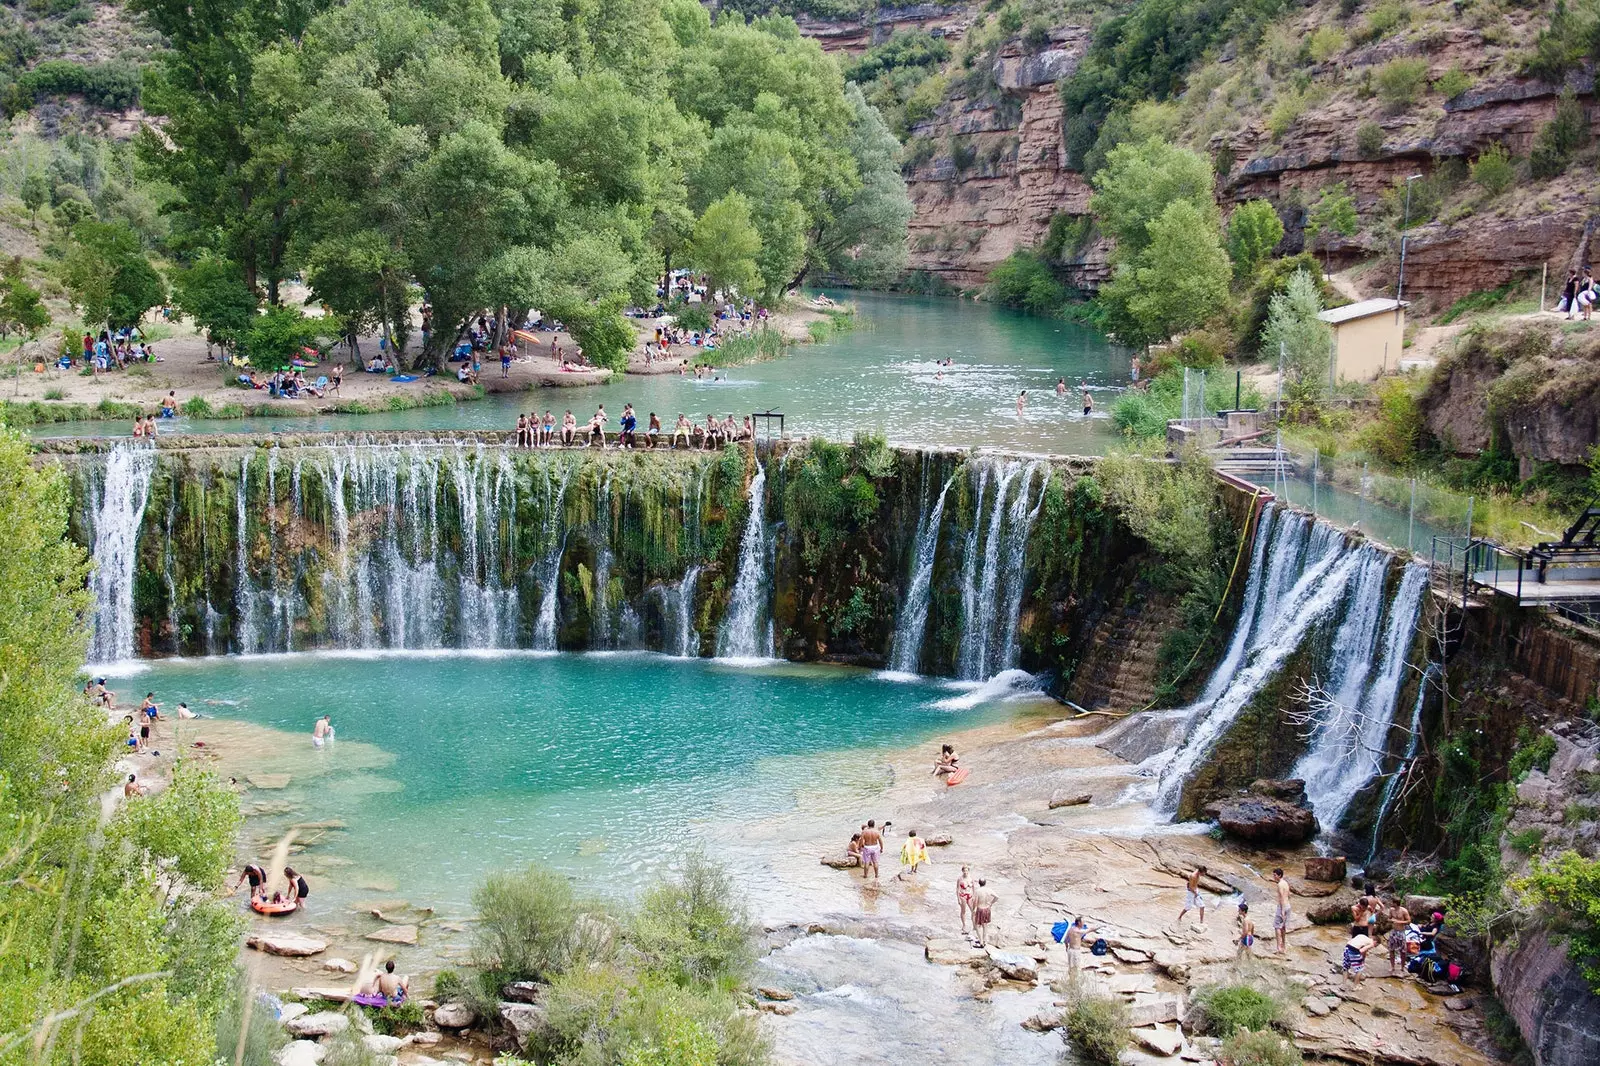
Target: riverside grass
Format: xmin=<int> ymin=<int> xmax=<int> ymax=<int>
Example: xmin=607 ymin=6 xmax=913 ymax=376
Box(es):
xmin=2 ymin=385 xmax=471 ymax=425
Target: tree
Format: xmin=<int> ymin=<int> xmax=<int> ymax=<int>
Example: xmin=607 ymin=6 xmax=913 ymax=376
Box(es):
xmin=1262 ymin=269 xmax=1334 ymax=396
xmin=171 ymin=253 xmax=258 ymax=349
xmin=689 ymin=192 xmax=762 ymax=300
xmin=61 ymin=220 xmax=167 ymax=331
xmin=801 ymin=82 xmax=912 ymax=288
xmin=1226 ymin=200 xmax=1284 ymax=281
xmin=20 ymin=171 xmax=49 ymax=226
xmin=1089 ymin=138 xmax=1217 ymax=257
xmin=0 ymin=258 xmax=49 ymax=342
xmin=0 ymin=427 xmax=244 ymax=1066
xmin=1099 ymin=199 xmax=1232 ymax=347
xmin=1304 ymin=184 xmax=1358 ymax=269
xmin=238 ymin=304 xmax=326 ymax=372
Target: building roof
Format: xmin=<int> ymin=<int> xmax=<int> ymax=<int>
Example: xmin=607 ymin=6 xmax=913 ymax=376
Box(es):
xmin=1317 ymin=298 xmax=1409 ymax=325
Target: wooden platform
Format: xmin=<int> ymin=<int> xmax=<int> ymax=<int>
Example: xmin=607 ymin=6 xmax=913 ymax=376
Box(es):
xmin=1473 ymin=568 xmax=1600 ymax=604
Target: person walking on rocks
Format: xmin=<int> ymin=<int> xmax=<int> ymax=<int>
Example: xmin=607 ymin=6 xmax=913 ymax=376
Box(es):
xmin=1272 ymin=868 xmax=1292 ymax=953
xmin=859 ymin=820 xmax=885 ymax=881
xmin=971 ymin=879 xmax=997 ymax=947
xmin=1065 ymin=915 xmax=1088 ymax=974
xmin=900 ymin=829 xmax=928 ymax=877
xmin=956 ymin=865 xmax=975 ymax=934
xmin=1235 ymin=902 xmax=1256 ymax=960
xmin=1385 ymin=899 xmax=1412 ymax=975
xmin=1176 ymin=865 xmax=1207 ymax=929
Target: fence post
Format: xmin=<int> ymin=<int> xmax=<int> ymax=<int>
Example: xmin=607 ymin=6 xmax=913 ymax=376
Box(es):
xmin=1312 ymin=449 xmax=1319 ymax=517
xmin=1465 ymin=495 xmax=1474 ymax=540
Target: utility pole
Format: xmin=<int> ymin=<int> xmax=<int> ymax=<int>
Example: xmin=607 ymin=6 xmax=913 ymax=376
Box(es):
xmin=1396 ymin=174 xmax=1423 ymax=302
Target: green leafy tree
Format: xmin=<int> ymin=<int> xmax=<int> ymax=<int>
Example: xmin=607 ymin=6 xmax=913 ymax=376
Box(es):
xmin=1099 ymin=199 xmax=1232 ymax=347
xmin=238 ymin=304 xmax=326 ymax=372
xmin=0 ymin=258 xmax=50 ymax=342
xmin=171 ymin=253 xmax=259 ymax=349
xmin=689 ymin=192 xmax=762 ymax=300
xmin=1262 ymin=269 xmax=1333 ymax=396
xmin=1089 ymin=138 xmax=1217 ymax=258
xmin=1514 ymin=851 xmax=1600 ymax=993
xmin=1226 ymin=200 xmax=1284 ymax=281
xmin=20 ymin=171 xmax=49 ymax=226
xmin=1304 ymin=184 xmax=1358 ymax=268
xmin=61 ymin=220 xmax=167 ymax=331
xmin=801 ymin=82 xmax=912 ymax=288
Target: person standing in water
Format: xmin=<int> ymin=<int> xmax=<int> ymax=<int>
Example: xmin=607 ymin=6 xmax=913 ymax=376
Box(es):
xmin=859 ymin=819 xmax=884 ymax=881
xmin=971 ymin=878 xmax=997 ymax=946
xmin=1016 ymin=390 xmax=1027 ymax=416
xmin=312 ymin=714 xmax=333 ymax=748
xmin=1055 ymin=377 xmax=1066 ymax=397
xmin=1080 ymin=381 xmax=1094 ymax=417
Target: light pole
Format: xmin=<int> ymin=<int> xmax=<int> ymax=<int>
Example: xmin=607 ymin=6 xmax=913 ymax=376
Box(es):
xmin=1396 ymin=173 xmax=1423 ymax=302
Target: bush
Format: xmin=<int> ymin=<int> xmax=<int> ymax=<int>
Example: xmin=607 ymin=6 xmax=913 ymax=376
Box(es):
xmin=1359 ymin=376 xmax=1423 ymax=465
xmin=1193 ymin=983 xmax=1286 ymax=1037
xmin=1434 ymin=66 xmax=1473 ymax=100
xmin=1063 ymin=992 xmax=1131 ymax=1064
xmin=1355 ymin=121 xmax=1385 ymax=159
xmin=1530 ymin=92 xmax=1588 ymax=179
xmin=43 ymin=387 xmax=64 ymax=400
xmin=986 ymin=250 xmax=1069 ymax=314
xmin=1358 ymin=0 xmax=1410 ymax=43
xmin=181 ymin=395 xmax=215 ymax=418
xmin=1470 ymin=143 xmax=1515 ymax=197
xmin=1512 ymin=851 xmax=1600 ymax=993
xmin=472 ymin=865 xmax=612 ymax=986
xmin=1375 ymin=58 xmax=1430 ymax=112
xmin=1223 ymin=1028 xmax=1303 ymax=1066
xmin=1307 ymin=26 xmax=1345 ymax=63
xmin=631 ymin=852 xmax=754 ymax=987
xmin=673 ymin=301 xmax=711 ymax=333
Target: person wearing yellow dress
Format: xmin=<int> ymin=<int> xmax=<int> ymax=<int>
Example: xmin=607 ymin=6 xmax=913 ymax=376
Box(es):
xmin=900 ymin=829 xmax=929 ymax=877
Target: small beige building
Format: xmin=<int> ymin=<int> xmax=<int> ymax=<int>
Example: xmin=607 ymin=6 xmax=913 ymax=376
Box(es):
xmin=1317 ymin=298 xmax=1408 ymax=382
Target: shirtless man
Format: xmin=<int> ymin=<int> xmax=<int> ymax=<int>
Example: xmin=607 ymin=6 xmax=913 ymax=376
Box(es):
xmin=587 ymin=405 xmax=608 ymax=447
xmin=542 ymin=410 xmax=556 ymax=447
xmin=1385 ymin=899 xmax=1412 ymax=975
xmin=1235 ymin=902 xmax=1256 ymax=960
xmin=562 ymin=410 xmax=577 ymax=446
xmin=971 ymin=879 xmax=997 ymax=947
xmin=859 ymin=819 xmax=885 ymax=881
xmin=1080 ymin=381 xmax=1094 ymax=417
xmin=1065 ymin=915 xmax=1088 ymax=973
xmin=123 ymin=773 xmax=145 ymax=798
xmin=1055 ymin=377 xmax=1066 ymax=397
xmin=1176 ymin=865 xmax=1207 ymax=928
xmin=312 ymin=714 xmax=333 ymax=748
xmin=1272 ymin=867 xmax=1292 ymax=953
xmin=672 ymin=414 xmax=692 ymax=449
xmin=376 ymin=959 xmax=409 ymax=1001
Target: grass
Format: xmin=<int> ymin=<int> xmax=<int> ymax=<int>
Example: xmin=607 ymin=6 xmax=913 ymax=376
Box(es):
xmin=1191 ymin=983 xmax=1288 ymax=1037
xmin=1062 ymin=992 xmax=1130 ymax=1064
xmin=715 ymin=327 xmax=789 ymax=365
xmin=1 ymin=382 xmax=472 ymax=425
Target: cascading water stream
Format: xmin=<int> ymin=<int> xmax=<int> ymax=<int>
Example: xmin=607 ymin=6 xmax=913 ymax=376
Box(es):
xmin=953 ymin=459 xmax=1047 ymax=681
xmin=888 ymin=471 xmax=955 ymax=674
xmin=532 ymin=464 xmax=572 ymax=651
xmin=1294 ymin=564 xmax=1428 ymax=830
xmin=717 ymin=463 xmax=774 ymax=659
xmin=85 ymin=445 xmax=156 ymax=664
xmin=1368 ymin=662 xmax=1439 ymax=862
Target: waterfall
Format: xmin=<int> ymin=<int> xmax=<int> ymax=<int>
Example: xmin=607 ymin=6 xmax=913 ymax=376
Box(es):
xmin=888 ymin=471 xmax=955 ymax=674
xmin=667 ymin=566 xmax=702 ymax=658
xmin=85 ymin=445 xmax=155 ymax=663
xmin=1153 ymin=512 xmax=1366 ymax=813
xmin=717 ymin=463 xmax=774 ymax=659
xmin=1368 ymin=662 xmax=1439 ymax=862
xmin=532 ymin=463 xmax=572 ymax=651
xmin=955 ymin=459 xmax=1045 ymax=681
xmin=233 ymin=454 xmax=261 ymax=654
xmin=1294 ymin=564 xmax=1428 ymax=830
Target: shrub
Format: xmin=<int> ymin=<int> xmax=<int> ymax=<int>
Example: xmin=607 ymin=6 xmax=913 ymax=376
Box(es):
xmin=1530 ymin=92 xmax=1588 ymax=179
xmin=1223 ymin=1028 xmax=1303 ymax=1066
xmin=1192 ymin=983 xmax=1285 ymax=1036
xmin=986 ymin=250 xmax=1069 ymax=314
xmin=1308 ymin=26 xmax=1346 ymax=63
xmin=1359 ymin=0 xmax=1410 ymax=43
xmin=1063 ymin=992 xmax=1131 ymax=1064
xmin=673 ymin=301 xmax=711 ymax=333
xmin=1359 ymin=376 xmax=1422 ymax=465
xmin=1355 ymin=121 xmax=1385 ymax=159
xmin=1375 ymin=58 xmax=1430 ymax=112
xmin=631 ymin=852 xmax=754 ymax=986
xmin=1434 ymin=65 xmax=1473 ymax=100
xmin=181 ymin=395 xmax=215 ymax=418
xmin=949 ymin=136 xmax=977 ymax=171
xmin=1470 ymin=143 xmax=1515 ymax=197
xmin=320 ymin=1028 xmax=386 ymax=1066
xmin=43 ymin=387 xmax=64 ymax=400
xmin=471 ymin=865 xmax=612 ymax=986
xmin=1512 ymin=851 xmax=1600 ymax=993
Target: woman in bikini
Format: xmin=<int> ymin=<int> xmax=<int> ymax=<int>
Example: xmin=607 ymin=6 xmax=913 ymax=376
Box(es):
xmin=956 ymin=865 xmax=975 ymax=934
xmin=933 ymin=744 xmax=959 ymax=776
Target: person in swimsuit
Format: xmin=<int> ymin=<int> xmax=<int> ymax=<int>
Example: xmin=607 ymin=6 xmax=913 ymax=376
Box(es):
xmin=846 ymin=833 xmax=863 ymax=866
xmin=234 ymin=862 xmax=268 ymax=902
xmin=956 ymin=865 xmax=975 ymax=934
xmin=647 ymin=412 xmax=661 ymax=448
xmin=1176 ymin=865 xmax=1207 ymax=928
xmin=562 ymin=410 xmax=577 ymax=446
xmin=160 ymin=391 xmax=178 ymax=417
xmin=1065 ymin=915 xmax=1088 ymax=973
xmin=672 ymin=414 xmax=692 ymax=449
xmin=1385 ymin=900 xmax=1412 ymax=974
xmin=1080 ymin=381 xmax=1093 ymax=417
xmin=312 ymin=714 xmax=333 ymax=748
xmin=1235 ymin=902 xmax=1256 ymax=960
xmin=1055 ymin=377 xmax=1066 ymax=397
xmin=587 ymin=405 xmax=608 ymax=447
xmin=933 ymin=744 xmax=959 ymax=776
xmin=1272 ymin=868 xmax=1292 ymax=953
xmin=124 ymin=715 xmax=139 ymax=751
xmin=124 ymin=773 xmax=145 ymax=798
xmin=1343 ymin=925 xmax=1373 ymax=982
xmin=859 ymin=819 xmax=884 ymax=881
xmin=376 ymin=960 xmax=409 ymax=1002
xmin=619 ymin=404 xmax=637 ymax=448
xmin=515 ymin=413 xmax=529 ymax=448
xmin=1016 ymin=390 xmax=1026 ymax=416
xmin=971 ymin=879 xmax=997 ymax=947
xmin=542 ymin=410 xmax=556 ymax=447
xmin=132 ymin=416 xmax=146 ymax=439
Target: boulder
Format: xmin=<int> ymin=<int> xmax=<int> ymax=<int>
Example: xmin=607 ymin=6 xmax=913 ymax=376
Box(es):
xmin=986 ymin=949 xmax=1039 ymax=982
xmin=1152 ymin=952 xmax=1190 ymax=983
xmin=924 ymin=833 xmax=953 ymax=847
xmin=277 ymin=1003 xmax=309 ymax=1024
xmin=1204 ymin=795 xmax=1317 ymax=845
xmin=1049 ymin=790 xmax=1092 ymax=809
xmin=925 ymin=938 xmax=989 ymax=966
xmin=276 ymin=1040 xmax=325 ymax=1066
xmin=499 ymin=1002 xmax=547 ymax=1052
xmin=1289 ymin=878 xmax=1342 ymax=898
xmin=1111 ymin=945 xmax=1152 ymax=965
xmin=1131 ymin=1025 xmax=1184 ymax=1057
xmin=1303 ymin=857 xmax=1347 ymax=883
xmin=431 ymin=1002 xmax=476 ymax=1029
xmin=362 ymin=1035 xmax=403 ymax=1054
xmin=285 ymin=1011 xmax=349 ymax=1038
xmin=404 ymin=1031 xmax=442 ymax=1047
xmin=322 ymin=958 xmax=358 ymax=974
xmin=247 ymin=933 xmax=328 ymax=958
xmin=364 ymin=924 xmax=418 ymax=945
xmin=1022 ymin=1010 xmax=1062 ymax=1032
xmin=502 ymin=981 xmax=544 ymax=1004
xmin=1405 ymin=895 xmax=1449 ymax=919
xmin=1250 ymin=778 xmax=1307 ymax=801
xmin=755 ymin=1001 xmax=797 ymax=1015
xmin=1307 ymin=894 xmax=1361 ymax=925
xmin=1302 ymin=996 xmax=1332 ymax=1017
xmin=757 ymin=987 xmax=795 ymax=1001
xmin=820 ymin=853 xmax=859 ymax=869
xmin=1127 ymin=996 xmax=1184 ymax=1027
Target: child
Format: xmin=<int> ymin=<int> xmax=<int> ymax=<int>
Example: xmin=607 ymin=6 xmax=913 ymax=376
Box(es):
xmin=900 ymin=828 xmax=928 ymax=877
xmin=1235 ymin=902 xmax=1256 ymax=960
xmin=1343 ymin=926 xmax=1374 ymax=983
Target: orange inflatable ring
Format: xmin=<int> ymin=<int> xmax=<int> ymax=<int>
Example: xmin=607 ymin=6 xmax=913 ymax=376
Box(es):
xmin=251 ymin=898 xmax=299 ymax=916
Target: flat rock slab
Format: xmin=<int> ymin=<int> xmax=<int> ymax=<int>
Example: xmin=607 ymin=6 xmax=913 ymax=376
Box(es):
xmin=290 ymin=986 xmax=359 ymax=1003
xmin=365 ymin=924 xmax=419 ymax=945
xmin=249 ymin=773 xmax=292 ymax=790
xmin=364 ymin=1035 xmax=403 ymax=1054
xmin=1132 ymin=1025 xmax=1184 ymax=1057
xmin=1127 ymin=995 xmax=1184 ymax=1027
xmin=986 ymin=949 xmax=1038 ymax=982
xmin=925 ymin=938 xmax=989 ymax=966
xmin=276 ymin=1040 xmax=325 ymax=1066
xmin=322 ymin=958 xmax=358 ymax=973
xmin=277 ymin=1003 xmax=309 ymax=1024
xmin=1111 ymin=945 xmax=1153 ymax=964
xmin=1049 ymin=790 xmax=1092 ymax=809
xmin=286 ymin=1011 xmax=349 ymax=1038
xmin=247 ymin=933 xmax=328 ymax=957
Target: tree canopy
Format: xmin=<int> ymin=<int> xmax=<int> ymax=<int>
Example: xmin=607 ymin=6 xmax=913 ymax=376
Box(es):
xmin=133 ymin=0 xmax=911 ymax=368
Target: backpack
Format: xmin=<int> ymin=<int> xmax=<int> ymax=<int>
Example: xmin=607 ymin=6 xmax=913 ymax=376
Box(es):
xmin=1090 ymin=938 xmax=1109 ymax=956
xmin=1051 ymin=921 xmax=1069 ymax=944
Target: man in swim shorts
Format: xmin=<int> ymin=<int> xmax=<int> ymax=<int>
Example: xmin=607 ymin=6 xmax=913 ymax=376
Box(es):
xmin=1273 ymin=867 xmax=1292 ymax=953
xmin=1176 ymin=865 xmax=1207 ymax=928
xmin=312 ymin=714 xmax=333 ymax=748
xmin=971 ymin=879 xmax=997 ymax=947
xmin=1235 ymin=902 xmax=1255 ymax=960
xmin=859 ymin=819 xmax=884 ymax=881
